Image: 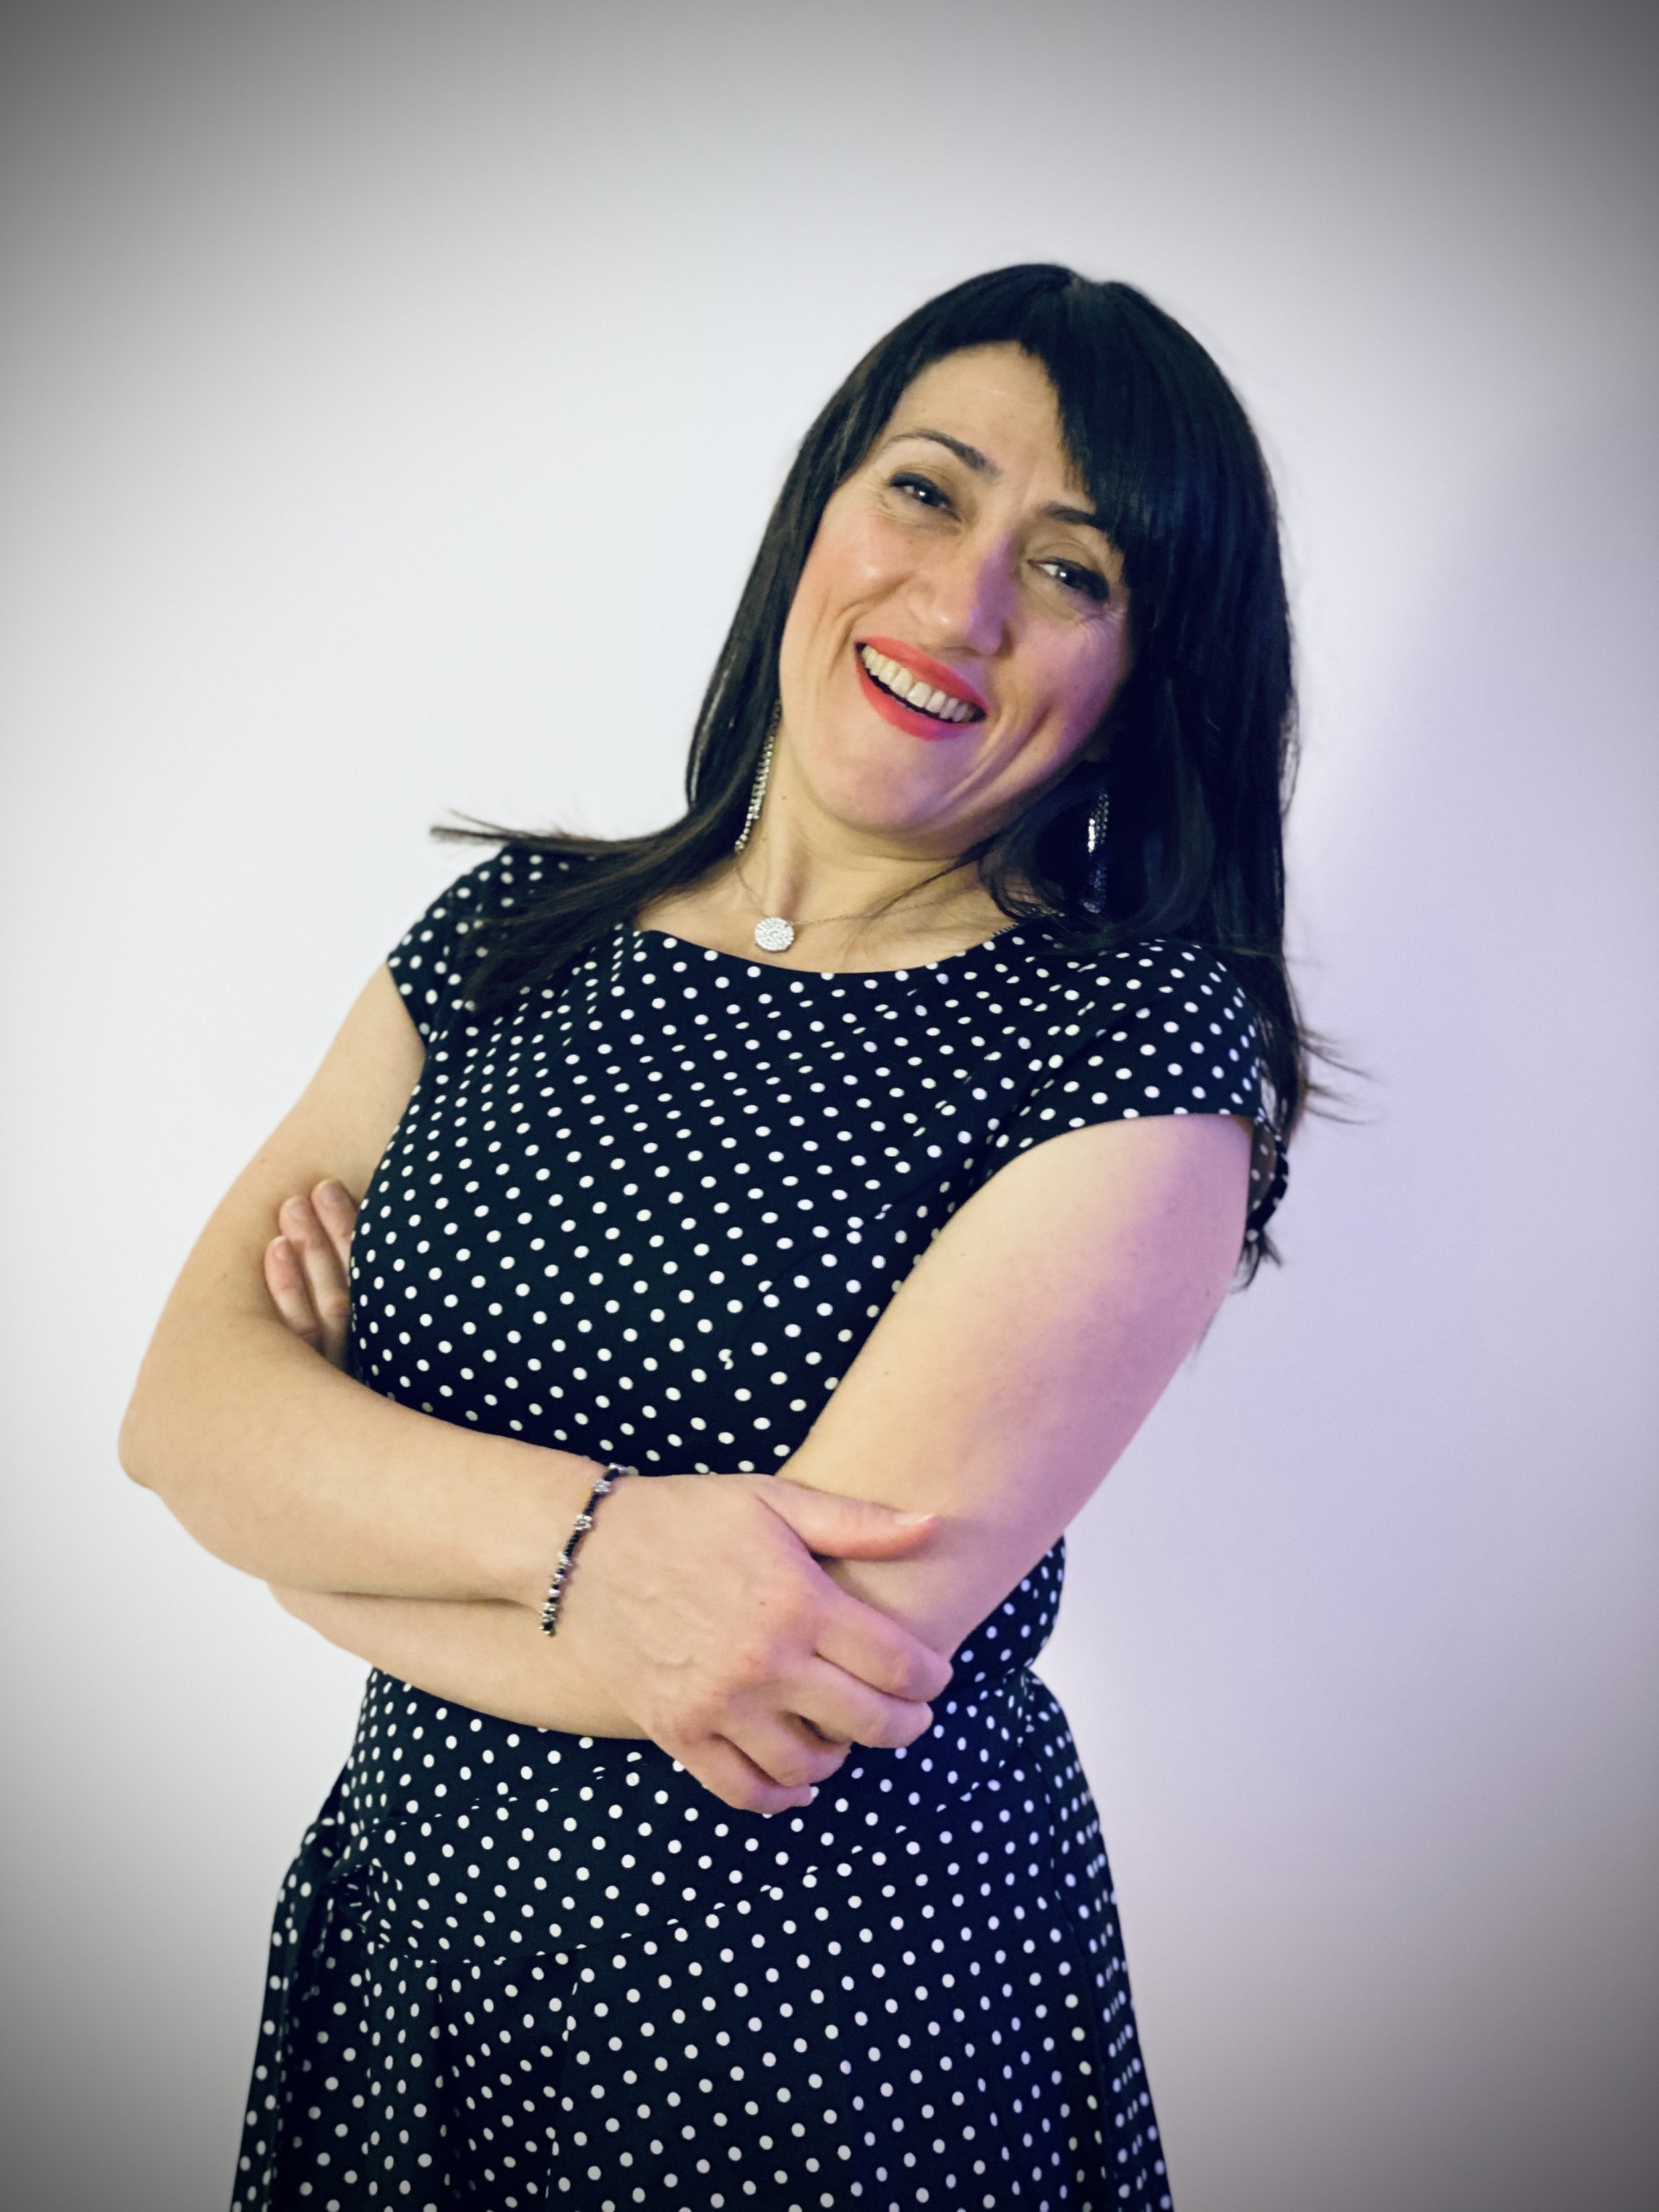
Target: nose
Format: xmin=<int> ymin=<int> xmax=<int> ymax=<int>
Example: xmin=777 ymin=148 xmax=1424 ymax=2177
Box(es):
xmin=911 ymin=527 xmax=1015 ymax=658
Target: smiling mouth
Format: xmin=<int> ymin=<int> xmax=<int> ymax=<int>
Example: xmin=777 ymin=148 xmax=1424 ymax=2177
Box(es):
xmin=856 ymin=643 xmax=985 ymax=725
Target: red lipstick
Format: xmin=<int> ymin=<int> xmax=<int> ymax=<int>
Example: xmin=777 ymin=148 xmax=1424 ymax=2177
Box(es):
xmin=855 ymin=636 xmax=988 ymax=741
xmin=861 ymin=636 xmax=989 ymax=713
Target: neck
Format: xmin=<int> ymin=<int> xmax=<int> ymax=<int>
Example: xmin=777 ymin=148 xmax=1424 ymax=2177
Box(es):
xmin=736 ymin=751 xmax=989 ymax=933
xmin=632 ymin=739 xmax=1013 ymax=970
xmin=736 ymin=836 xmax=970 ymax=929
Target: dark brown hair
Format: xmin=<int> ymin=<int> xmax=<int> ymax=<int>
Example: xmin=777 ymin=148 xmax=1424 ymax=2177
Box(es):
xmin=452 ymin=265 xmax=1309 ymax=1273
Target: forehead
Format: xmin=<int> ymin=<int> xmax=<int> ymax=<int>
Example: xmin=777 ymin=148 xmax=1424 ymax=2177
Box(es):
xmin=880 ymin=344 xmax=1082 ymax=488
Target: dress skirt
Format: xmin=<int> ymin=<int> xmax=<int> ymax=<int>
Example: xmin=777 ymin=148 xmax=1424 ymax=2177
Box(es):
xmin=235 ymin=1555 xmax=1169 ymax=2209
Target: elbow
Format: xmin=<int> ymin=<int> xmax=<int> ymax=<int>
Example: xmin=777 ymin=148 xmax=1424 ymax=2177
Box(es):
xmin=117 ymin=1376 xmax=190 ymax=1505
xmin=118 ymin=1393 xmax=157 ymax=1491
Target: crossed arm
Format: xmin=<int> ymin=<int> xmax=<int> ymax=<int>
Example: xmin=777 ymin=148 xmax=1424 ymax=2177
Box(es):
xmin=121 ymin=965 xmax=1249 ymax=1812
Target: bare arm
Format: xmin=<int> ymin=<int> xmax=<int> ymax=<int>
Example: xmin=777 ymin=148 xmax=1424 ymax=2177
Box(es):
xmin=269 ymin=1584 xmax=641 ymax=1735
xmin=120 ymin=967 xmax=589 ymax=1604
xmin=782 ymin=1111 xmax=1255 ymax=1653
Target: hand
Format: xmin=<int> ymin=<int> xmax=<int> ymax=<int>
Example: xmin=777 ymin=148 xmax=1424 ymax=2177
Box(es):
xmin=560 ymin=1471 xmax=954 ymax=1815
xmin=264 ymin=1179 xmax=359 ymax=1369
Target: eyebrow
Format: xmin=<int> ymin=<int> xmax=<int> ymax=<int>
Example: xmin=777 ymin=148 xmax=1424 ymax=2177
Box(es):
xmin=878 ymin=427 xmax=1108 ymax=535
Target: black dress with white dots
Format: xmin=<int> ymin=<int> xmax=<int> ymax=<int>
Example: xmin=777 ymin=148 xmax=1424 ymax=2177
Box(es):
xmin=233 ymin=845 xmax=1281 ymax=2212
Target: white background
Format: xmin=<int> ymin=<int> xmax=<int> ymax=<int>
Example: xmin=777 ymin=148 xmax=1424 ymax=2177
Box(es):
xmin=2 ymin=3 xmax=1655 ymax=2207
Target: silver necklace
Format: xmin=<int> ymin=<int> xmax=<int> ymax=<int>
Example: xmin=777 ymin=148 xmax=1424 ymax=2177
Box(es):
xmin=731 ymin=855 xmax=921 ymax=956
xmin=753 ymin=912 xmax=799 ymax=956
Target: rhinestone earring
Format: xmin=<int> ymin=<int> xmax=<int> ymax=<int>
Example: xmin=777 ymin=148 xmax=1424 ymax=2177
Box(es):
xmin=734 ymin=705 xmax=779 ymax=855
xmin=1084 ymin=789 xmax=1110 ymax=914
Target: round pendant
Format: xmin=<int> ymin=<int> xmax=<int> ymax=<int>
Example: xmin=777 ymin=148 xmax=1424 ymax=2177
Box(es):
xmin=753 ymin=915 xmax=796 ymax=953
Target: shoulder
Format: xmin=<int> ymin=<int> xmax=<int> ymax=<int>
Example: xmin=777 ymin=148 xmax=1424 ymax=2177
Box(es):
xmin=979 ymin=931 xmax=1265 ymax=1144
xmin=404 ymin=840 xmax=573 ymax=936
xmin=387 ymin=842 xmax=585 ymax=1042
xmin=1027 ymin=932 xmax=1255 ymax=1012
xmin=1000 ymin=931 xmax=1262 ymax=1077
xmin=982 ymin=929 xmax=1283 ymax=1256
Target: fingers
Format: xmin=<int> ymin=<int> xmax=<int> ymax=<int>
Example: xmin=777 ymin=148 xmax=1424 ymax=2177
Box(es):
xmin=670 ymin=1732 xmax=820 ymax=1818
xmin=311 ymin=1178 xmax=359 ymax=1277
xmin=814 ymin=1582 xmax=954 ymax=1705
xmin=760 ymin=1478 xmax=941 ymax=1563
xmin=739 ymin=1481 xmax=953 ymax=1708
xmin=264 ymin=1236 xmax=323 ymax=1348
xmin=672 ymin=1681 xmax=929 ymax=1815
xmin=721 ymin=1711 xmax=851 ymax=1796
xmin=789 ymin=1660 xmax=938 ymax=1753
xmin=272 ymin=1186 xmax=354 ymax=1367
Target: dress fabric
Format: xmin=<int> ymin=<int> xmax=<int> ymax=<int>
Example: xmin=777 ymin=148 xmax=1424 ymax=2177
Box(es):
xmin=233 ymin=845 xmax=1279 ymax=2212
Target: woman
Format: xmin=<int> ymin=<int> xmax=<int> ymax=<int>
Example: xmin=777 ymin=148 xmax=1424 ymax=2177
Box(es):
xmin=122 ymin=264 xmax=1303 ymax=2212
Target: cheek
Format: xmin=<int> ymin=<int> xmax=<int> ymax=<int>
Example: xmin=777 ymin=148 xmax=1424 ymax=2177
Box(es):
xmin=1088 ymin=631 xmax=1132 ymax=721
xmin=793 ymin=510 xmax=907 ymax=638
xmin=1035 ymin=631 xmax=1128 ymax=749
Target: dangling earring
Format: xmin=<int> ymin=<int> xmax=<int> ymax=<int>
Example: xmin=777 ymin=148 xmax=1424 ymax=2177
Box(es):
xmin=1083 ymin=789 xmax=1110 ymax=915
xmin=734 ymin=704 xmax=779 ymax=855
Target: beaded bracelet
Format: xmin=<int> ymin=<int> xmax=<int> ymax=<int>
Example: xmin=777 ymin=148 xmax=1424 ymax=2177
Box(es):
xmin=539 ymin=1463 xmax=635 ymax=1637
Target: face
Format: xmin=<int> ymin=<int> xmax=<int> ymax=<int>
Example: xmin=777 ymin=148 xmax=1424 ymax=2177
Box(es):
xmin=775 ymin=343 xmax=1132 ymax=856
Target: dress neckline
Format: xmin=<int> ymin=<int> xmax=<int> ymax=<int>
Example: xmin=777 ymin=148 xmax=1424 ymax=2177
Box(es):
xmin=625 ymin=918 xmax=1032 ymax=982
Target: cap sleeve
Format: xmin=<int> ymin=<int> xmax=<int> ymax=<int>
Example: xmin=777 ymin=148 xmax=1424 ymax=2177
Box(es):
xmin=386 ymin=843 xmax=552 ymax=1046
xmin=982 ymin=938 xmax=1287 ymax=1252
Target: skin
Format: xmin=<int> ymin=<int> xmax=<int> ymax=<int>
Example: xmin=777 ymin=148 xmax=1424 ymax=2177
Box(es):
xmin=638 ymin=342 xmax=1132 ymax=965
xmin=122 ymin=343 xmax=1251 ymax=1815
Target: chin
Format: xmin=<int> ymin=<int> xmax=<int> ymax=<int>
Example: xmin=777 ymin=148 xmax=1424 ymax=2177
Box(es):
xmin=810 ymin=762 xmax=954 ymax=844
xmin=800 ymin=715 xmax=962 ymax=824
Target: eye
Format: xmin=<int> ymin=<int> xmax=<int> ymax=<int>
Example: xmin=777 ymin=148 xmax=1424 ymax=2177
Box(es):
xmin=1037 ymin=556 xmax=1109 ymax=604
xmin=887 ymin=468 xmax=952 ymax=511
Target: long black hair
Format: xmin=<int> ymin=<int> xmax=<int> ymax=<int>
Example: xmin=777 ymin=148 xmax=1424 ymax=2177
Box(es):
xmin=454 ymin=264 xmax=1308 ymax=1269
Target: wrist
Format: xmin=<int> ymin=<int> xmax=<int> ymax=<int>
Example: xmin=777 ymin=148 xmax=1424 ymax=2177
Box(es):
xmin=537 ymin=1462 xmax=635 ymax=1637
xmin=478 ymin=1444 xmax=618 ymax=1611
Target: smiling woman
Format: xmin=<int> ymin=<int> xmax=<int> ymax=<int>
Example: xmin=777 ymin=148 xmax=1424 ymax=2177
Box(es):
xmin=463 ymin=270 xmax=1303 ymax=1236
xmin=658 ymin=343 xmax=1136 ymax=963
xmin=772 ymin=348 xmax=1133 ymax=841
xmin=121 ymin=264 xmax=1308 ymax=2211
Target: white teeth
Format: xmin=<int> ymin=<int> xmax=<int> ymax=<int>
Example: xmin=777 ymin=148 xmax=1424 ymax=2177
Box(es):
xmin=859 ymin=644 xmax=979 ymax=721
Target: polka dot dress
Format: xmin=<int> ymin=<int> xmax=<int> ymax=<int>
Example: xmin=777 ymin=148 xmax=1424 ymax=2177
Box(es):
xmin=233 ymin=847 xmax=1281 ymax=2212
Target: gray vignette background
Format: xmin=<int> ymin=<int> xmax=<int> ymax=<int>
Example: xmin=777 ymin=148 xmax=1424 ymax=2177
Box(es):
xmin=2 ymin=3 xmax=1656 ymax=2208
